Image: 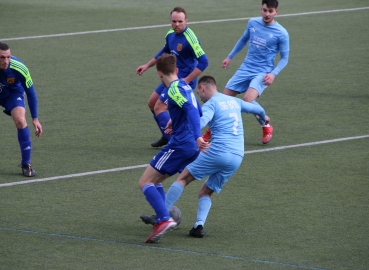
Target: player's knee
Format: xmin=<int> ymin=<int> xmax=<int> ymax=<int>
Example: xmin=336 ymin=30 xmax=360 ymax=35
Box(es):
xmin=13 ymin=118 xmax=27 ymax=129
xmin=147 ymin=100 xmax=156 ymax=110
xmin=154 ymin=102 xmax=167 ymax=115
xmin=148 ymin=93 xmax=159 ymax=110
xmin=198 ymin=184 xmax=213 ymax=197
xmin=244 ymin=88 xmax=259 ymax=102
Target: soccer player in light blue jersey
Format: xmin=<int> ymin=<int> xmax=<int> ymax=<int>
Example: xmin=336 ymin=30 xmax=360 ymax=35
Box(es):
xmin=203 ymin=0 xmax=289 ymax=144
xmin=138 ymin=54 xmax=209 ymax=243
xmin=163 ymin=75 xmax=269 ymax=238
xmin=136 ymin=7 xmax=208 ymax=148
xmin=0 ymin=42 xmax=43 ymax=177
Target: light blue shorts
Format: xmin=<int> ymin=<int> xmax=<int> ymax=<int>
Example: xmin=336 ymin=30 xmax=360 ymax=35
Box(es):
xmin=225 ymin=70 xmax=268 ymax=96
xmin=187 ymin=151 xmax=243 ymax=194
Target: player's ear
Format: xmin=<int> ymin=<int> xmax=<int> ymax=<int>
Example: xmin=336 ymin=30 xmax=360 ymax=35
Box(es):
xmin=175 ymin=67 xmax=179 ymax=74
xmin=199 ymin=84 xmax=205 ymax=92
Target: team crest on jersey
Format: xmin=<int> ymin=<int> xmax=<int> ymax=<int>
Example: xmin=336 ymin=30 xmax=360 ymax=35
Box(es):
xmin=177 ymin=43 xmax=183 ymax=51
xmin=7 ymin=77 xmax=15 ymax=84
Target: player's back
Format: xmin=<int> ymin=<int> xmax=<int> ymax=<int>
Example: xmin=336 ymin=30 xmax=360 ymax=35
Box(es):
xmin=167 ymin=79 xmax=202 ymax=143
xmin=203 ymin=93 xmax=245 ymax=156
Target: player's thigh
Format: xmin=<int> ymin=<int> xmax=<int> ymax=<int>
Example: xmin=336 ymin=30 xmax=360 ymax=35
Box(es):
xmin=154 ymin=98 xmax=167 ymax=115
xmin=11 ymin=106 xmax=27 ymax=128
xmin=205 ymin=153 xmax=243 ymax=194
xmin=148 ymin=84 xmax=166 ymax=109
xmin=138 ymin=165 xmax=169 ymax=188
xmin=248 ymin=74 xmax=268 ymax=97
xmin=187 ymin=151 xmax=238 ymax=180
xmin=157 ymin=86 xmax=168 ymax=105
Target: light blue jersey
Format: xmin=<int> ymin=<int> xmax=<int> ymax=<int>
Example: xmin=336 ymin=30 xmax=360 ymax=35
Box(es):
xmin=200 ymin=93 xmax=266 ymax=156
xmin=187 ymin=93 xmax=266 ymax=193
xmin=229 ymin=17 xmax=289 ymax=76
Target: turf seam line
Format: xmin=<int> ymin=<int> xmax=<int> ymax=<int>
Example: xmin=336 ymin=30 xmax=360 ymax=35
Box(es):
xmin=0 ymin=135 xmax=368 ymax=188
xmin=1 ymin=7 xmax=368 ymax=41
xmin=0 ymin=227 xmax=330 ymax=270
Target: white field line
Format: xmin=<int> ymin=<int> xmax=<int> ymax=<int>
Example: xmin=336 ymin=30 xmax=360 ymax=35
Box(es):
xmin=1 ymin=7 xmax=368 ymax=41
xmin=1 ymin=135 xmax=368 ymax=188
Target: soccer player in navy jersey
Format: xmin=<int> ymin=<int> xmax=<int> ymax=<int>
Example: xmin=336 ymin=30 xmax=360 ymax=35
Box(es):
xmin=136 ymin=6 xmax=208 ymax=148
xmin=138 ymin=53 xmax=209 ymax=243
xmin=203 ymin=0 xmax=289 ymax=144
xmin=0 ymin=42 xmax=42 ymax=176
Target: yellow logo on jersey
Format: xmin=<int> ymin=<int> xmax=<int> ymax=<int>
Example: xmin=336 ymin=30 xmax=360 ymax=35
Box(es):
xmin=177 ymin=43 xmax=183 ymax=51
xmin=7 ymin=77 xmax=15 ymax=84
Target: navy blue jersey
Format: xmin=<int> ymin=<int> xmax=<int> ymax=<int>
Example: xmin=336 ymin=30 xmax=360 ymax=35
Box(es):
xmin=167 ymin=79 xmax=202 ymax=142
xmin=155 ymin=26 xmax=208 ymax=85
xmin=0 ymin=56 xmax=38 ymax=118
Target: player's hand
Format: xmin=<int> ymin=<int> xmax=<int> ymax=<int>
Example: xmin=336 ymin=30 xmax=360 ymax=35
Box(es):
xmin=222 ymin=58 xmax=231 ymax=69
xmin=182 ymin=77 xmax=189 ymax=84
xmin=196 ymin=137 xmax=210 ymax=153
xmin=136 ymin=64 xmax=148 ymax=75
xmin=164 ymin=119 xmax=172 ymax=134
xmin=32 ymin=118 xmax=43 ymax=137
xmin=262 ymin=73 xmax=275 ymax=86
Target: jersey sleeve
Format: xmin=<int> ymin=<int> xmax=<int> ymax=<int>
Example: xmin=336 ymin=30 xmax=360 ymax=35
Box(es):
xmin=183 ymin=28 xmax=206 ymax=59
xmin=11 ymin=59 xmax=38 ymax=118
xmin=199 ymin=100 xmax=215 ymax=129
xmin=272 ymin=31 xmax=290 ymax=76
xmin=240 ymin=100 xmax=266 ymax=121
xmin=25 ymin=85 xmax=38 ymax=118
xmin=183 ymin=28 xmax=209 ymax=71
xmin=228 ymin=21 xmax=251 ymax=59
xmin=272 ymin=50 xmax=289 ymax=76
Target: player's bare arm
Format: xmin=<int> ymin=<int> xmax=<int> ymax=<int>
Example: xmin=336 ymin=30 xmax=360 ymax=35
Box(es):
xmin=136 ymin=58 xmax=157 ymax=75
xmin=183 ymin=67 xmax=202 ymax=84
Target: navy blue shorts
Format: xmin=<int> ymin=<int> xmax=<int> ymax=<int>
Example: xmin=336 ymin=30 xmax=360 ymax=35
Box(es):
xmin=0 ymin=92 xmax=25 ymax=116
xmin=150 ymin=140 xmax=199 ymax=176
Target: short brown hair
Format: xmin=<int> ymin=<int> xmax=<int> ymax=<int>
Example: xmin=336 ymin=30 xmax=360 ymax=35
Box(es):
xmin=198 ymin=75 xmax=216 ymax=87
xmin=156 ymin=53 xmax=176 ymax=75
xmin=171 ymin=7 xmax=187 ymax=19
xmin=0 ymin=42 xmax=10 ymax=51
